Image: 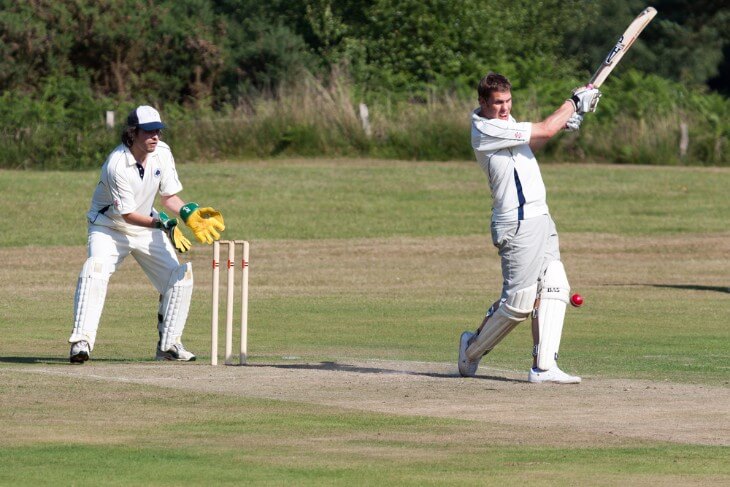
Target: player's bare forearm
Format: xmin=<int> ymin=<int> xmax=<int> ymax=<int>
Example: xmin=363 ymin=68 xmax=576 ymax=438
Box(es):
xmin=161 ymin=194 xmax=185 ymax=216
xmin=122 ymin=211 xmax=159 ymax=228
xmin=529 ymin=100 xmax=575 ymax=151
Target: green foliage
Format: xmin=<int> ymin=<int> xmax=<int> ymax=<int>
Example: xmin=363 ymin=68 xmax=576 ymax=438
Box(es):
xmin=332 ymin=0 xmax=587 ymax=98
xmin=1 ymin=69 xmax=729 ymax=168
xmin=213 ymin=0 xmax=317 ymax=101
xmin=553 ymin=70 xmax=730 ymax=165
xmin=566 ymin=0 xmax=729 ymax=89
xmin=0 ymin=0 xmax=728 ymax=168
xmin=0 ymin=76 xmax=119 ymax=169
xmin=0 ymin=0 xmax=303 ymax=104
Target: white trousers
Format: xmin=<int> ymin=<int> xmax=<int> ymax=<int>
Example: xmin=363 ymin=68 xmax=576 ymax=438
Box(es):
xmin=86 ymin=224 xmax=181 ymax=293
xmin=68 ymin=224 xmax=183 ymax=348
xmin=491 ymin=214 xmax=561 ymax=301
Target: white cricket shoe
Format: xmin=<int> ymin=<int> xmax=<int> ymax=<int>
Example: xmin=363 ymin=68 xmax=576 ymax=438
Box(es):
xmin=156 ymin=342 xmax=196 ymax=362
xmin=528 ymin=366 xmax=581 ymax=384
xmin=458 ymin=331 xmax=479 ymax=377
xmin=70 ymin=340 xmax=90 ymax=364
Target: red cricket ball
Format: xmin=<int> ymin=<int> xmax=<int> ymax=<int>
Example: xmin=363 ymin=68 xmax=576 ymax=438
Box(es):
xmin=570 ymin=293 xmax=584 ymax=307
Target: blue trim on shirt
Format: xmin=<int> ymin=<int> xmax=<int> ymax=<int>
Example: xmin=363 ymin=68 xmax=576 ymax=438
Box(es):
xmin=513 ymin=169 xmax=526 ymax=220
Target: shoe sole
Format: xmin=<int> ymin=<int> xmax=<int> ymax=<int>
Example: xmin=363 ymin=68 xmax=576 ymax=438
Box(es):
xmin=70 ymin=352 xmax=89 ymax=364
xmin=528 ymin=375 xmax=581 ymax=384
xmin=529 ymin=379 xmax=582 ymax=384
xmin=155 ymin=354 xmax=197 ymax=362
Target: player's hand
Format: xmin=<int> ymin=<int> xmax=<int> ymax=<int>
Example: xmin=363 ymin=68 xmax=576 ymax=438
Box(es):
xmin=569 ymin=86 xmax=602 ymax=113
xmin=180 ymin=203 xmax=225 ymax=244
xmin=157 ymin=212 xmax=192 ymax=253
xmin=564 ymin=112 xmax=584 ymax=132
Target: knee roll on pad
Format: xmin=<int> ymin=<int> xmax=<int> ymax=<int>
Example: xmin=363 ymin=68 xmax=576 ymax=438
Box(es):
xmin=466 ymin=283 xmax=537 ymax=360
xmin=69 ymin=257 xmax=114 ymax=349
xmin=536 ymin=261 xmax=570 ymax=370
xmin=158 ymin=263 xmax=194 ymax=351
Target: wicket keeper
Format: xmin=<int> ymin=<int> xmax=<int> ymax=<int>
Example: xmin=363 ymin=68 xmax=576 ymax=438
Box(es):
xmin=68 ymin=105 xmax=225 ymax=363
xmin=458 ymin=73 xmax=601 ymax=383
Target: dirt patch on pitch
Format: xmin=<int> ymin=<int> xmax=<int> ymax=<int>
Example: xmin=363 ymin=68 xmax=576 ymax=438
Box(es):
xmin=23 ymin=359 xmax=729 ymax=447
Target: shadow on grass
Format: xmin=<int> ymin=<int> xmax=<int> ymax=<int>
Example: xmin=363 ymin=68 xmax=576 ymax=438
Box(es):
xmin=0 ymin=356 xmax=147 ymax=364
xmin=248 ymin=361 xmax=525 ymax=384
xmin=0 ymin=357 xmax=528 ymax=383
xmin=652 ymin=284 xmax=730 ymax=294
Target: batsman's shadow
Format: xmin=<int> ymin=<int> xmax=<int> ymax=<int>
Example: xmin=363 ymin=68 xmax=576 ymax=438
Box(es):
xmin=651 ymin=284 xmax=730 ymax=294
xmin=257 ymin=361 xmax=525 ymax=383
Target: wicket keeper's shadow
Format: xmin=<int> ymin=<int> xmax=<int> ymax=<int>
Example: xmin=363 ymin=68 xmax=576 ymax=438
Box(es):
xmin=258 ymin=361 xmax=525 ymax=383
xmin=0 ymin=356 xmax=148 ymax=364
xmin=0 ymin=356 xmax=75 ymax=364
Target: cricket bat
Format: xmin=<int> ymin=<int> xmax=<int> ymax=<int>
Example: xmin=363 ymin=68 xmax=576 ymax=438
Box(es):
xmin=588 ymin=7 xmax=657 ymax=88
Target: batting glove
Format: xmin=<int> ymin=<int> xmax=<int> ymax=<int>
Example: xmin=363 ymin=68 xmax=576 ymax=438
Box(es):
xmin=565 ymin=112 xmax=584 ymax=132
xmin=569 ymin=86 xmax=602 ymax=113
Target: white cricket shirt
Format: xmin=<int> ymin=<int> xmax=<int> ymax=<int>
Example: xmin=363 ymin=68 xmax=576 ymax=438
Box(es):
xmin=471 ymin=109 xmax=549 ymax=222
xmin=87 ymin=141 xmax=183 ymax=235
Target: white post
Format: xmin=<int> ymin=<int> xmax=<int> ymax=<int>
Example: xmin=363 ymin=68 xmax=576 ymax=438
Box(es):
xmin=359 ymin=103 xmax=372 ymax=137
xmin=105 ymin=111 xmax=115 ymax=129
xmin=679 ymin=122 xmax=689 ymax=158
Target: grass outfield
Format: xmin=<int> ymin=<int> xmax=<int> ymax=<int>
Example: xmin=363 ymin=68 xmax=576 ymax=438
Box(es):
xmin=0 ymin=160 xmax=728 ymax=485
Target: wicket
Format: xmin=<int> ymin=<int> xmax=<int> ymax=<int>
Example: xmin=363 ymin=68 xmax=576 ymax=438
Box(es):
xmin=211 ymin=240 xmax=249 ymax=365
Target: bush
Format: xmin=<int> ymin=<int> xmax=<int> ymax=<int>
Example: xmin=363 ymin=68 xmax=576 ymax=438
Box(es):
xmin=549 ymin=71 xmax=730 ymax=166
xmin=0 ymin=70 xmax=727 ymax=169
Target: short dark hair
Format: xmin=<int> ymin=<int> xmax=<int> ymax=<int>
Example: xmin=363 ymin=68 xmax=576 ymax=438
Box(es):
xmin=477 ymin=72 xmax=511 ymax=101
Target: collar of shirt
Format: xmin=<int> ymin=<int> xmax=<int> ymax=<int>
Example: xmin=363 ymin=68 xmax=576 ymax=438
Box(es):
xmin=122 ymin=146 xmax=150 ymax=179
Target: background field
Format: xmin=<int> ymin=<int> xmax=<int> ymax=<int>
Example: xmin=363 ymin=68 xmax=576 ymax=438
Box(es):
xmin=1 ymin=160 xmax=728 ymax=485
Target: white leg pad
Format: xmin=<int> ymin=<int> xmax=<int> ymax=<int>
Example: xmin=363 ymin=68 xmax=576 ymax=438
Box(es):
xmin=536 ymin=261 xmax=570 ymax=370
xmin=466 ymin=284 xmax=537 ymax=360
xmin=69 ymin=257 xmax=113 ymax=350
xmin=158 ymin=263 xmax=194 ymax=351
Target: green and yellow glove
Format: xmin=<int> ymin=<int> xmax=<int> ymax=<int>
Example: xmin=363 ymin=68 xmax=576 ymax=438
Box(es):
xmin=179 ymin=203 xmax=225 ymax=244
xmin=157 ymin=212 xmax=192 ymax=253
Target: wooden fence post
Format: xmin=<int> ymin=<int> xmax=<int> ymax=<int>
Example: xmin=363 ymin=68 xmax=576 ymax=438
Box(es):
xmin=359 ymin=103 xmax=371 ymax=137
xmin=679 ymin=122 xmax=689 ymax=158
xmin=105 ymin=111 xmax=115 ymax=129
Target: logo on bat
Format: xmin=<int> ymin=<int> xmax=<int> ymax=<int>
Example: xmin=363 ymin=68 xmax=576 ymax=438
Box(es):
xmin=604 ymin=36 xmax=626 ymax=65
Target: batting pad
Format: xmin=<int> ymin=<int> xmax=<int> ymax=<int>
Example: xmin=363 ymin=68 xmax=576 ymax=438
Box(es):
xmin=158 ymin=263 xmax=194 ymax=351
xmin=536 ymin=260 xmax=570 ymax=370
xmin=466 ymin=283 xmax=537 ymax=360
xmin=69 ymin=257 xmax=113 ymax=350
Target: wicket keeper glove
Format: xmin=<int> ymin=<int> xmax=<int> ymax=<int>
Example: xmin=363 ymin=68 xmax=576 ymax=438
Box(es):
xmin=180 ymin=202 xmax=225 ymax=244
xmin=569 ymin=86 xmax=602 ymax=113
xmin=157 ymin=212 xmax=192 ymax=253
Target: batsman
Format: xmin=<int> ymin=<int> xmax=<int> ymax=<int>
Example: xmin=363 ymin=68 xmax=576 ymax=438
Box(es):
xmin=68 ymin=105 xmax=225 ymax=363
xmin=458 ymin=73 xmax=601 ymax=383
